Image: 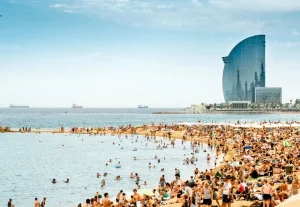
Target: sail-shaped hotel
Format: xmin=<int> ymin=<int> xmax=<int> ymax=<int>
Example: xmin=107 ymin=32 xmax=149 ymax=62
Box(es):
xmin=222 ymin=35 xmax=266 ymax=103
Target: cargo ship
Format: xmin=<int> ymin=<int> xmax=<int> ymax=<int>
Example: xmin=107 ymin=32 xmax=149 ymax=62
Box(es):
xmin=138 ymin=105 xmax=149 ymax=109
xmin=71 ymin=103 xmax=83 ymax=108
xmin=9 ymin=104 xmax=30 ymax=108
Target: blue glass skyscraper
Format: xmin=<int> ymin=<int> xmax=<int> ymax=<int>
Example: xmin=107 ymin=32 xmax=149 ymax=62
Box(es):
xmin=222 ymin=35 xmax=266 ymax=103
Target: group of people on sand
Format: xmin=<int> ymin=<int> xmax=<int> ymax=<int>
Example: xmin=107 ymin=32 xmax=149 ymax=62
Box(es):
xmin=76 ymin=121 xmax=300 ymax=207
xmin=7 ymin=120 xmax=300 ymax=207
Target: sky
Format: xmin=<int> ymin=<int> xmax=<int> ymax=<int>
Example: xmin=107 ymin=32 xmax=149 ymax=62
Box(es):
xmin=0 ymin=0 xmax=299 ymax=108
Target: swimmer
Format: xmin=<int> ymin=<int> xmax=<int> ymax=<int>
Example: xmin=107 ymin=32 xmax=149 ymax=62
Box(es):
xmin=154 ymin=155 xmax=158 ymax=159
xmin=130 ymin=173 xmax=135 ymax=178
xmin=109 ymin=159 xmax=112 ymax=162
xmin=106 ymin=163 xmax=108 ymax=166
xmin=52 ymin=179 xmax=56 ymax=184
xmin=101 ymin=179 xmax=106 ymax=186
xmin=64 ymin=178 xmax=69 ymax=183
xmin=133 ymin=157 xmax=136 ymax=160
xmin=97 ymin=173 xmax=101 ymax=178
xmin=101 ymin=185 xmax=104 ymax=189
xmin=148 ymin=163 xmax=151 ymax=168
xmin=144 ymin=181 xmax=147 ymax=185
xmin=104 ymin=173 xmax=108 ymax=177
xmin=161 ymin=168 xmax=164 ymax=172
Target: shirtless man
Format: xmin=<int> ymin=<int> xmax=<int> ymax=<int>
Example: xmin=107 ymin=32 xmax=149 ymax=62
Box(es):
xmin=133 ymin=189 xmax=143 ymax=206
xmin=102 ymin=193 xmax=111 ymax=207
xmin=34 ymin=198 xmax=40 ymax=207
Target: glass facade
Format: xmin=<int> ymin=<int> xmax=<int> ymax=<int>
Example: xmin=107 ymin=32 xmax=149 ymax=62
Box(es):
xmin=222 ymin=35 xmax=266 ymax=103
xmin=255 ymin=87 xmax=282 ymax=104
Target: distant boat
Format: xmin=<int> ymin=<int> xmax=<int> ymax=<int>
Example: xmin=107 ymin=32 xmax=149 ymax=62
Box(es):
xmin=72 ymin=103 xmax=83 ymax=108
xmin=9 ymin=104 xmax=29 ymax=108
xmin=138 ymin=105 xmax=149 ymax=109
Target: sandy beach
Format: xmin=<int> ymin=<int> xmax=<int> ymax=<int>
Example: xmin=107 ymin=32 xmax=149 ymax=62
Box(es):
xmin=2 ymin=122 xmax=300 ymax=207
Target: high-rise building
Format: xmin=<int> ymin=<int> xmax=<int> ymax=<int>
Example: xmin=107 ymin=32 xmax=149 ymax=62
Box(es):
xmin=255 ymin=87 xmax=282 ymax=104
xmin=222 ymin=35 xmax=266 ymax=103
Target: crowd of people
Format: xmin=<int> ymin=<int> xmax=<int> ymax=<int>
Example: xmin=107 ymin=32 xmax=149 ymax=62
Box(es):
xmin=6 ymin=120 xmax=300 ymax=207
xmin=73 ymin=121 xmax=300 ymax=207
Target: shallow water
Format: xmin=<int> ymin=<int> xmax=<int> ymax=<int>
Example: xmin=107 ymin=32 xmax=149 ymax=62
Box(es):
xmin=0 ymin=133 xmax=220 ymax=207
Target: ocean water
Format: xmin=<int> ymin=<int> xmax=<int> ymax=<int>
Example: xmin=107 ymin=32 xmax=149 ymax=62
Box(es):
xmin=1 ymin=108 xmax=300 ymax=129
xmin=0 ymin=133 xmax=219 ymax=207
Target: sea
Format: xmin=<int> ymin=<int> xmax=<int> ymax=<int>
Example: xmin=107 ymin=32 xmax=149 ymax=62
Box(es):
xmin=1 ymin=108 xmax=300 ymax=207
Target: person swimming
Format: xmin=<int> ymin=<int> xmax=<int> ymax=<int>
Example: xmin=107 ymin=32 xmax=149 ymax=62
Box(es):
xmin=64 ymin=178 xmax=69 ymax=183
xmin=109 ymin=159 xmax=112 ymax=162
xmin=148 ymin=163 xmax=151 ymax=168
xmin=52 ymin=179 xmax=56 ymax=184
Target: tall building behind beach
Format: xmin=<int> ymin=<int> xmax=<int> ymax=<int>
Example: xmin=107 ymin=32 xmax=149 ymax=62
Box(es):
xmin=222 ymin=35 xmax=266 ymax=103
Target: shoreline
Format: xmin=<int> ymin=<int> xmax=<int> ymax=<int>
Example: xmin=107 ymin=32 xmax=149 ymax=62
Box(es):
xmin=153 ymin=111 xmax=300 ymax=114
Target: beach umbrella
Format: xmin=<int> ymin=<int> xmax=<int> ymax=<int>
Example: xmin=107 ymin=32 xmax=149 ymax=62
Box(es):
xmin=276 ymin=194 xmax=300 ymax=207
xmin=138 ymin=189 xmax=154 ymax=196
xmin=244 ymin=146 xmax=252 ymax=150
xmin=282 ymin=141 xmax=292 ymax=147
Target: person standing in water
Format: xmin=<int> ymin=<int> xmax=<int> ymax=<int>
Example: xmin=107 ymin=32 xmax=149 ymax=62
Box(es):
xmin=34 ymin=198 xmax=40 ymax=207
xmin=207 ymin=154 xmax=211 ymax=161
xmin=160 ymin=175 xmax=166 ymax=187
xmin=41 ymin=197 xmax=46 ymax=207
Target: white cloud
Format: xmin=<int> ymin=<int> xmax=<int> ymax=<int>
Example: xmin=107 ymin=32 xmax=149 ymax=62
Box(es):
xmin=209 ymin=0 xmax=300 ymax=12
xmin=273 ymin=40 xmax=300 ymax=48
xmin=50 ymin=4 xmax=68 ymax=8
xmin=191 ymin=0 xmax=203 ymax=7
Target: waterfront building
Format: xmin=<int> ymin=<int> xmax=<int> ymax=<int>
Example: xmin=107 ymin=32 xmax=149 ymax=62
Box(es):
xmin=222 ymin=35 xmax=266 ymax=103
xmin=255 ymin=87 xmax=282 ymax=104
xmin=228 ymin=101 xmax=251 ymax=110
